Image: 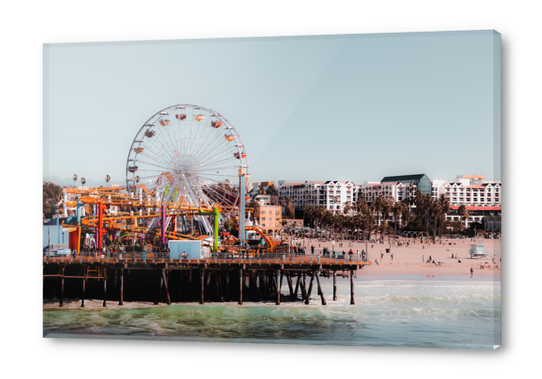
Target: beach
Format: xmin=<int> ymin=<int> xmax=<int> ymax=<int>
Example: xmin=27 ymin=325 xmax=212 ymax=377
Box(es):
xmin=292 ymin=237 xmax=501 ymax=277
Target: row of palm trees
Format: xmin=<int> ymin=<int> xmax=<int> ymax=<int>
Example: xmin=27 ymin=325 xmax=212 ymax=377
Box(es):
xmin=292 ymin=188 xmax=456 ymax=243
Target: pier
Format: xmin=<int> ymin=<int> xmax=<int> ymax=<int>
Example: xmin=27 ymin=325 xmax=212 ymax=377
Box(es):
xmin=43 ymin=253 xmax=369 ymax=306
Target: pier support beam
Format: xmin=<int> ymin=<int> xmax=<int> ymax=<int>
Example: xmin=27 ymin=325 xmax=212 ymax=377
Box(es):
xmin=200 ymin=268 xmax=205 ymax=304
xmin=276 ymin=269 xmax=281 ymax=305
xmin=333 ymin=270 xmax=337 ymax=301
xmin=300 ymin=273 xmax=307 ymax=301
xmin=238 ymin=268 xmax=243 ymax=305
xmin=315 ymin=269 xmax=326 ymax=305
xmin=294 ymin=273 xmax=300 ymax=299
xmin=119 ymin=268 xmax=123 ymax=306
xmin=216 ymin=273 xmax=224 ymax=302
xmin=286 ymin=273 xmax=294 ymax=296
xmin=350 ymin=268 xmax=355 ymax=305
xmin=162 ymin=268 xmax=171 ymax=305
xmin=305 ymin=270 xmax=315 ymax=305
xmin=81 ymin=272 xmax=86 ymax=308
xmin=155 ymin=270 xmax=163 ymax=305
xmin=103 ymin=272 xmax=107 ymax=307
xmin=60 ymin=267 xmax=64 ymax=307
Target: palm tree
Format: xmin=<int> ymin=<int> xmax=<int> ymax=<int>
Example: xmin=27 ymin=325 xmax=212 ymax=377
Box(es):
xmin=438 ymin=194 xmax=450 ymax=241
xmin=381 ymin=196 xmax=394 ymax=225
xmin=372 ymin=195 xmax=385 ymax=227
xmin=355 ymin=196 xmax=369 ymax=215
xmin=362 ymin=211 xmax=375 ymax=241
xmin=430 ymin=198 xmax=440 ymax=243
xmin=458 ymin=204 xmax=468 ymax=231
xmin=267 ymin=184 xmax=278 ymax=196
xmin=399 ymin=201 xmax=411 ymax=228
xmin=285 ymin=198 xmax=295 ymax=219
xmin=392 ymin=201 xmax=402 ymax=237
xmin=80 ymin=177 xmax=86 ymax=187
xmin=414 ymin=190 xmax=432 ymax=232
xmin=105 ymin=175 xmax=111 ymax=186
xmin=248 ymin=200 xmax=261 ymax=221
xmin=343 ymin=201 xmax=353 ymax=216
xmin=73 ymin=174 xmax=77 ymax=188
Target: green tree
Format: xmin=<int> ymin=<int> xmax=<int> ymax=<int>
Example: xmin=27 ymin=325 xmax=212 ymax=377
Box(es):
xmin=267 ymin=184 xmax=278 ymax=196
xmin=437 ymin=194 xmax=450 ymax=240
xmin=224 ymin=219 xmax=236 ymax=232
xmin=43 ymin=181 xmax=63 ymax=219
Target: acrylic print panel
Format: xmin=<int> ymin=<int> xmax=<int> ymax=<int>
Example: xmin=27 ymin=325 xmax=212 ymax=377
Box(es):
xmin=43 ymin=30 xmax=501 ymax=349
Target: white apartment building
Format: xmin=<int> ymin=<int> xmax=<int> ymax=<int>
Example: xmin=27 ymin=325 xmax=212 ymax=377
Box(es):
xmin=318 ymin=181 xmax=356 ymax=212
xmin=278 ymin=180 xmax=356 ymax=213
xmin=357 ymin=181 xmax=401 ymax=203
xmin=431 ymin=179 xmax=448 ymax=200
xmin=443 ymin=176 xmax=501 ymax=227
xmin=444 ymin=181 xmax=501 ymax=208
xmin=279 ymin=181 xmax=322 ymax=210
xmin=254 ymin=194 xmax=271 ymax=205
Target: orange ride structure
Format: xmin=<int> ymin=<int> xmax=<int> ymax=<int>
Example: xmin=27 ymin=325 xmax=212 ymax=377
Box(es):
xmin=61 ymin=104 xmax=278 ymax=255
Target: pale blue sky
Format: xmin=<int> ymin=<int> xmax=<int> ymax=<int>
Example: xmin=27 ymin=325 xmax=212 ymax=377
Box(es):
xmin=43 ymin=30 xmax=500 ymax=187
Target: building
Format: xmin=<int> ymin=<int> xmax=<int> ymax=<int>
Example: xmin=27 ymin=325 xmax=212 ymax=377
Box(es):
xmin=443 ymin=178 xmax=501 ymax=228
xmin=357 ymin=181 xmax=401 ymax=203
xmin=279 ymin=180 xmax=356 ymax=213
xmin=381 ymin=174 xmax=432 ymax=196
xmin=431 ymin=179 xmax=448 ymax=200
xmin=257 ymin=205 xmax=282 ymax=236
xmin=254 ymin=194 xmax=271 ymax=205
xmin=249 ymin=180 xmax=280 ymax=198
xmin=318 ymin=181 xmax=356 ymax=212
xmin=278 ymin=181 xmax=322 ymax=210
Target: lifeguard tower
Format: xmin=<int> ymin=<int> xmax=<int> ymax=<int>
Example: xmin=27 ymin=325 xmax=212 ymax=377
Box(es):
xmin=469 ymin=244 xmax=487 ymax=258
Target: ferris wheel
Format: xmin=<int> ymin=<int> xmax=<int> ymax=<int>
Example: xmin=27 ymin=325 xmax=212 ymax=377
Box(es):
xmin=126 ymin=104 xmax=249 ymax=234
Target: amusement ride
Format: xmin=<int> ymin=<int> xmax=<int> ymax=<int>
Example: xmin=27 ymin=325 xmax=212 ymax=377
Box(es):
xmin=61 ymin=104 xmax=278 ymax=256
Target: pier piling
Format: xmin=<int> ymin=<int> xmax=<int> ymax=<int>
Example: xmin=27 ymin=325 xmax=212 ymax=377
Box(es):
xmin=238 ymin=268 xmax=243 ymax=305
xmin=333 ymin=270 xmax=337 ymax=301
xmin=305 ymin=270 xmax=315 ymax=305
xmin=350 ymin=269 xmax=355 ymax=305
xmin=315 ymin=269 xmax=326 ymax=305
xmin=119 ymin=268 xmax=123 ymax=306
xmin=276 ymin=269 xmax=281 ymax=305
xmin=43 ymin=256 xmax=365 ymax=306
xmin=200 ymin=268 xmax=205 ymax=304
xmin=162 ymin=268 xmax=171 ymax=305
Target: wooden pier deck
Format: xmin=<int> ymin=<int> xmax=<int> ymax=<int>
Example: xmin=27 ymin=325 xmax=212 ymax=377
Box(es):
xmin=43 ymin=255 xmax=370 ymax=307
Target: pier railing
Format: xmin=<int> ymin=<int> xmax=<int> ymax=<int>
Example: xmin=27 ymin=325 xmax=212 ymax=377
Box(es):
xmin=44 ymin=249 xmax=369 ymax=265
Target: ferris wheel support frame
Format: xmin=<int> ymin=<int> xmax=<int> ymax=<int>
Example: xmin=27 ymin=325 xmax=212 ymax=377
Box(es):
xmin=239 ymin=171 xmax=246 ymax=247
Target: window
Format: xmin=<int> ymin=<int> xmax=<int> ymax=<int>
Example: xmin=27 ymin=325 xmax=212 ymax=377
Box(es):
xmin=262 ymin=211 xmax=266 ymax=214
xmin=276 ymin=218 xmax=280 ymax=221
xmin=262 ymin=217 xmax=266 ymax=220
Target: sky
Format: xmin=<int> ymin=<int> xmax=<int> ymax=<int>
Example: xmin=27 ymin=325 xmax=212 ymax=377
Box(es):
xmin=43 ymin=30 xmax=500 ymax=187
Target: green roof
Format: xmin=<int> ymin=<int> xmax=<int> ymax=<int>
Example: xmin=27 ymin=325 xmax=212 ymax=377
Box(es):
xmin=381 ymin=174 xmax=429 ymax=183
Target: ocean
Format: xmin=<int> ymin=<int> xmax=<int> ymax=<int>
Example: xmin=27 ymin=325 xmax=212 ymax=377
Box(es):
xmin=43 ymin=274 xmax=501 ymax=350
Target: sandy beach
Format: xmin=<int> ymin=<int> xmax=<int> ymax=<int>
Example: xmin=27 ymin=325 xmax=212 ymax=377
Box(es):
xmin=292 ymin=237 xmax=501 ymax=277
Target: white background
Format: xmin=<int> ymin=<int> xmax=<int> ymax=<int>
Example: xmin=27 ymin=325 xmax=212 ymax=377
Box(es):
xmin=0 ymin=1 xmax=538 ymax=378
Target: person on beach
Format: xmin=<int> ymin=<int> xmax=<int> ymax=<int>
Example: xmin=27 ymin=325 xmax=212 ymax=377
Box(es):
xmin=391 ymin=253 xmax=394 ymax=261
xmin=422 ymin=255 xmax=424 ymax=262
xmin=470 ymin=267 xmax=474 ymax=275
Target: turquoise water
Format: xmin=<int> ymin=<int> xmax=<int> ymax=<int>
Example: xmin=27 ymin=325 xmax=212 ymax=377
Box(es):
xmin=43 ymin=275 xmax=501 ymax=349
